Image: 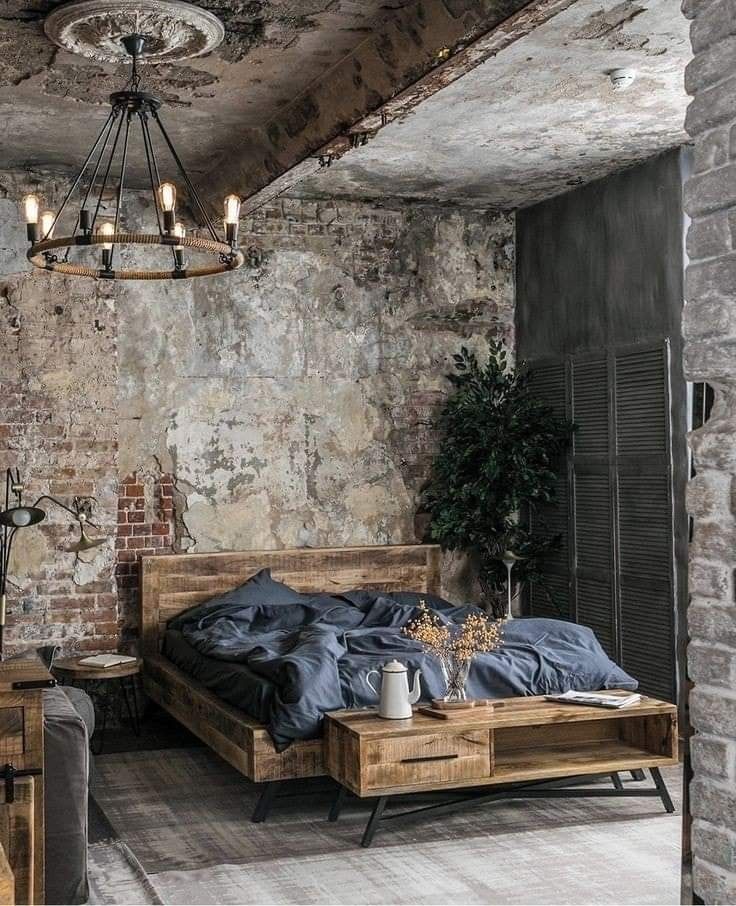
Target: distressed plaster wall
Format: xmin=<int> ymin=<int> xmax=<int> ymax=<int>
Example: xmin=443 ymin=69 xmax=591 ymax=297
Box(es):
xmin=0 ymin=179 xmax=514 ymax=653
xmin=682 ymin=0 xmax=736 ymax=902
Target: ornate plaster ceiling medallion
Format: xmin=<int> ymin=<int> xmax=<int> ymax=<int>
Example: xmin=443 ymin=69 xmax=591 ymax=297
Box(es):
xmin=44 ymin=0 xmax=225 ymax=64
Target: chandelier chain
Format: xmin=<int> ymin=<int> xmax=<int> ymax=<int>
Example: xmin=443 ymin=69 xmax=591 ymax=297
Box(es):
xmin=110 ymin=110 xmax=132 ymax=271
xmin=140 ymin=112 xmax=178 ymax=267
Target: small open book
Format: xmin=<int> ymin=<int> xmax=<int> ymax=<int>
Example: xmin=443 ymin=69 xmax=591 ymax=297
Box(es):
xmin=545 ymin=690 xmax=642 ymax=709
xmin=78 ymin=654 xmax=137 ymax=669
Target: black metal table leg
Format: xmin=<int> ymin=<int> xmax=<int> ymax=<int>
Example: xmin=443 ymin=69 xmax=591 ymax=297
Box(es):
xmin=631 ymin=769 xmax=645 ymax=781
xmin=90 ymin=698 xmax=107 ymax=756
xmin=361 ymin=796 xmax=388 ymax=848
xmin=650 ymin=767 xmax=675 ymax=813
xmin=119 ymin=676 xmax=141 ymax=736
xmin=348 ymin=770 xmax=676 ymax=845
xmin=328 ymin=785 xmax=348 ymax=822
xmin=252 ymin=780 xmax=282 ymax=823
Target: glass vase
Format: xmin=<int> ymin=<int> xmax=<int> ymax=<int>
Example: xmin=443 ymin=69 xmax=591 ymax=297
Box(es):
xmin=440 ymin=655 xmax=471 ymax=702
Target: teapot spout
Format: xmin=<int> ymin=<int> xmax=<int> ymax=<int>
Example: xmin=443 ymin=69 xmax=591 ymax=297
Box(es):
xmin=408 ymin=668 xmax=422 ymax=704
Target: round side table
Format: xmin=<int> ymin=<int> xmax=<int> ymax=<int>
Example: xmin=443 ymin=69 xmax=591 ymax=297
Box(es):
xmin=52 ymin=656 xmax=142 ymax=754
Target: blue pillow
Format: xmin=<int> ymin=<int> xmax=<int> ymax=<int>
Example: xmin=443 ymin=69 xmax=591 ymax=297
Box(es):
xmin=167 ymin=568 xmax=302 ymax=631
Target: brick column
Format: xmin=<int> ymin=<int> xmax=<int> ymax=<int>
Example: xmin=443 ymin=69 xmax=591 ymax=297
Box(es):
xmin=115 ymin=472 xmax=175 ymax=642
xmin=682 ymin=1 xmax=736 ymax=901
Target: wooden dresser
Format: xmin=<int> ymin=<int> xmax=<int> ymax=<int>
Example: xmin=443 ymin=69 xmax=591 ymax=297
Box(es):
xmin=0 ymin=660 xmax=55 ymax=905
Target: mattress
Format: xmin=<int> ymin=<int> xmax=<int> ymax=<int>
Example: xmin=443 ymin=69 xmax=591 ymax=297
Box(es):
xmin=163 ymin=628 xmax=275 ymax=725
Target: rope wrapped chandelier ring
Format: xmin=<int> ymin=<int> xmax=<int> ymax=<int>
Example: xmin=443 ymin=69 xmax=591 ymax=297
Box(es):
xmin=28 ymin=233 xmax=244 ymax=280
xmin=21 ymin=29 xmax=243 ymax=281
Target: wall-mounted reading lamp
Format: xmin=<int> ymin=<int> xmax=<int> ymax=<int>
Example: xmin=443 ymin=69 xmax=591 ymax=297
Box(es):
xmin=0 ymin=468 xmax=105 ymax=660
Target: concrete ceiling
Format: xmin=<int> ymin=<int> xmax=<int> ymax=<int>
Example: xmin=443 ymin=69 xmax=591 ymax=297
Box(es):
xmin=292 ymin=0 xmax=691 ymax=209
xmin=0 ymin=0 xmax=690 ymax=212
xmin=0 ymin=0 xmax=418 ymax=180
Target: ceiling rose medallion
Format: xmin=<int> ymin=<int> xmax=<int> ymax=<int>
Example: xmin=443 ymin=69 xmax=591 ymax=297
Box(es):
xmin=22 ymin=3 xmax=242 ymax=282
xmin=43 ymin=0 xmax=225 ymax=64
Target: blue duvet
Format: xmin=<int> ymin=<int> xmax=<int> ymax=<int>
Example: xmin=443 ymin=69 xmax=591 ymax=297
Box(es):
xmin=169 ymin=569 xmax=637 ymax=750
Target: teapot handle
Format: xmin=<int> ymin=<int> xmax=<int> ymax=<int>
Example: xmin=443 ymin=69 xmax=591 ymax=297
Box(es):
xmin=365 ymin=668 xmax=381 ymax=697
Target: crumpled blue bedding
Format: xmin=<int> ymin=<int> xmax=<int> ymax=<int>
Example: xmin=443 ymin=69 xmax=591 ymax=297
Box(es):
xmin=168 ymin=569 xmax=637 ymax=750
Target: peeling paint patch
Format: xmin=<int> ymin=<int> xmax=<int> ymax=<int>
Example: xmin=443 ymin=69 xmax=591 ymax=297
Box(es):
xmin=196 ymin=0 xmax=329 ymax=62
xmin=73 ymin=541 xmax=115 ymax=586
xmin=569 ymin=1 xmax=645 ymax=40
xmin=0 ymin=21 xmax=54 ymax=85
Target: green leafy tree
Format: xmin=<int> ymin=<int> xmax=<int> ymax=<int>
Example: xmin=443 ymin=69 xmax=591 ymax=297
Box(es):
xmin=423 ymin=340 xmax=574 ymax=618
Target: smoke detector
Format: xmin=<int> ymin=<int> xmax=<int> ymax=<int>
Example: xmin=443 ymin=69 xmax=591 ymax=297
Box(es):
xmin=609 ymin=68 xmax=637 ymax=91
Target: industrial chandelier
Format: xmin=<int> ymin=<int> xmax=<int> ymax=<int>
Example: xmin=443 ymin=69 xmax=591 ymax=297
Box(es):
xmin=21 ymin=33 xmax=244 ymax=281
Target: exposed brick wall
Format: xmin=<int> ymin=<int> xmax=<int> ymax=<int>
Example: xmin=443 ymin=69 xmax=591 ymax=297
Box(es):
xmin=682 ymin=1 xmax=736 ymax=902
xmin=115 ymin=472 xmax=176 ymax=643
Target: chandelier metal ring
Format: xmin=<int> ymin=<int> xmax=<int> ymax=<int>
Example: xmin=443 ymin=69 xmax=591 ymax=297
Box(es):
xmin=27 ymin=232 xmax=244 ymax=280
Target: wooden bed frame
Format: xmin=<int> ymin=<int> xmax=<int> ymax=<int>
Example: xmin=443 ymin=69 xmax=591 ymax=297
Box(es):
xmin=141 ymin=544 xmax=441 ymax=788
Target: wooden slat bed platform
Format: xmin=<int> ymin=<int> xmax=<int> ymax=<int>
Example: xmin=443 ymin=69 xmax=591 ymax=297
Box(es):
xmin=140 ymin=544 xmax=441 ymax=782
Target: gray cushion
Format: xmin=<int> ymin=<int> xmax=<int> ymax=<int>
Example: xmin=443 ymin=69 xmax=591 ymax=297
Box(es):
xmin=44 ymin=686 xmax=92 ymax=905
xmin=60 ymin=685 xmax=96 ymax=737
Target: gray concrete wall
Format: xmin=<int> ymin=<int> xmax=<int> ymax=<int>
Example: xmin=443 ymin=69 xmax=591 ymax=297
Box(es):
xmin=515 ymin=151 xmax=689 ymax=706
xmin=682 ymin=0 xmax=736 ymax=901
xmin=0 ymin=176 xmax=514 ymax=651
xmin=516 ymin=150 xmax=686 ymax=358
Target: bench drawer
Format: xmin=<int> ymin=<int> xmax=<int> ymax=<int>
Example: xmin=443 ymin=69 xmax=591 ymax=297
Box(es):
xmin=362 ymin=730 xmax=491 ymax=791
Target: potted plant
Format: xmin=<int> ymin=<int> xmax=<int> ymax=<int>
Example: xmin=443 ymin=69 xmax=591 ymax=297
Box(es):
xmin=422 ymin=340 xmax=574 ymax=619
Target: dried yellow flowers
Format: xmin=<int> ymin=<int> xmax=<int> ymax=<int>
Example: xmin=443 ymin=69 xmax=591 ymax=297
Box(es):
xmin=402 ymin=602 xmax=503 ymax=663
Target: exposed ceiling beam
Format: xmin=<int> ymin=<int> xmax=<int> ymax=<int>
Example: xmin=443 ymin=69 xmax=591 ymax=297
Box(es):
xmin=204 ymin=0 xmax=578 ymax=215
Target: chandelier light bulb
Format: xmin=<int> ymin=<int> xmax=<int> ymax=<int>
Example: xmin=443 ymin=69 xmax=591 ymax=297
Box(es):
xmin=23 ymin=194 xmax=40 ymax=242
xmin=98 ymin=222 xmax=115 ymax=251
xmin=159 ymin=182 xmax=176 ymax=212
xmin=173 ymin=221 xmax=186 ymax=270
xmin=23 ymin=194 xmax=40 ymax=224
xmin=224 ymin=194 xmax=241 ymax=224
xmin=224 ymin=194 xmax=241 ymax=244
xmin=40 ymin=210 xmax=55 ymax=239
xmin=159 ymin=182 xmax=176 ymax=233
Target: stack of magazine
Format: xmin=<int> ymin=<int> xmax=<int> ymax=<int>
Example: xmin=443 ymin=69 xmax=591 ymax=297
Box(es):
xmin=545 ymin=690 xmax=642 ymax=709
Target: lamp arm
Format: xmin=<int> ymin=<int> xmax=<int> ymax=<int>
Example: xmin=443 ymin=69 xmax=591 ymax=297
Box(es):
xmin=0 ymin=527 xmax=18 ymax=597
xmin=31 ymin=495 xmax=100 ymax=528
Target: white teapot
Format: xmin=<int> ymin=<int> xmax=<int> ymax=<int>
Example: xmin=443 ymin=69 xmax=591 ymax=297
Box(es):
xmin=365 ymin=660 xmax=422 ymax=719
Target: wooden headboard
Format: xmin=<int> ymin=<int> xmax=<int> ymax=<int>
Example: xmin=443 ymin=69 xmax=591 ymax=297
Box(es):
xmin=140 ymin=544 xmax=441 ymax=657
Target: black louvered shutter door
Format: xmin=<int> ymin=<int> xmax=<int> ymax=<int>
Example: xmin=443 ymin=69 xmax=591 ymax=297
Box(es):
xmin=525 ymin=343 xmax=676 ymax=702
xmin=571 ymin=356 xmax=616 ymax=657
xmin=526 ymin=362 xmax=570 ymax=619
xmin=615 ymin=346 xmax=675 ymax=701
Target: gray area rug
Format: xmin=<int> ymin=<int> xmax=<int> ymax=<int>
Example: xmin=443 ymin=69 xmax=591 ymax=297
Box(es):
xmin=90 ymin=747 xmax=682 ymax=905
xmin=88 ymin=841 xmax=163 ymax=905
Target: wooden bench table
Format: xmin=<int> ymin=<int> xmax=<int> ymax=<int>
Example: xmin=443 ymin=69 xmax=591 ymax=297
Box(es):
xmin=325 ymin=693 xmax=678 ymax=846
